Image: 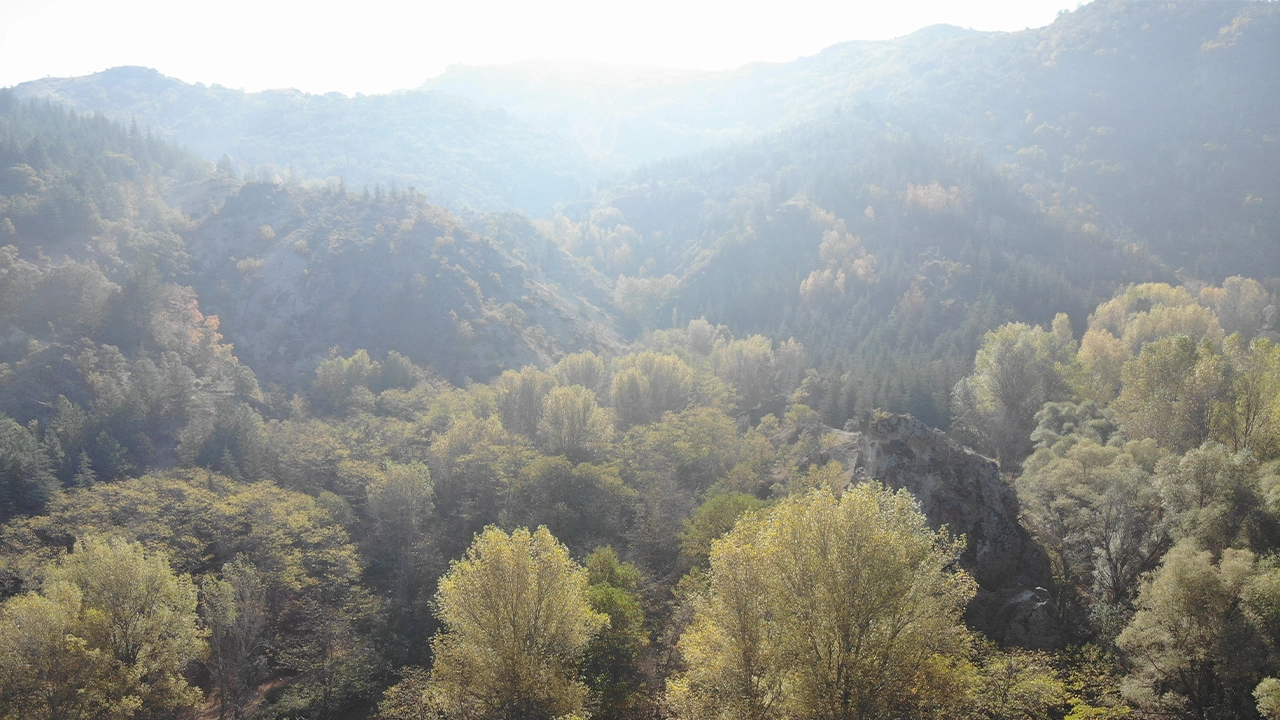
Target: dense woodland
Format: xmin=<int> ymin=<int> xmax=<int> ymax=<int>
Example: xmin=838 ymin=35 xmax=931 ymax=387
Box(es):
xmin=1 ymin=2 xmax=1279 ymax=719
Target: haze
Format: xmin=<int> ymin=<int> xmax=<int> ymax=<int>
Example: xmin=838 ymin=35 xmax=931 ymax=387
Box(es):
xmin=1 ymin=0 xmax=1076 ymax=94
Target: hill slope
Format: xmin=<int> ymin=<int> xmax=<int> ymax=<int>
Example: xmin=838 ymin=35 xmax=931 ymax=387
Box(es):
xmin=11 ymin=67 xmax=607 ymax=215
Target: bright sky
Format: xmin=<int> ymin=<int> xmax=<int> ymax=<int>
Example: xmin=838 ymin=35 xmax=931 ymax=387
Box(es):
xmin=0 ymin=0 xmax=1078 ymax=95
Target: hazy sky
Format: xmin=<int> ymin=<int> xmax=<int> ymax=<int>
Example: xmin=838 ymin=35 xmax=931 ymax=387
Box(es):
xmin=1 ymin=0 xmax=1078 ymax=95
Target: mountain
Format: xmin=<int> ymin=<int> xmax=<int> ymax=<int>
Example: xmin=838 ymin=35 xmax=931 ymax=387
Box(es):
xmin=6 ymin=2 xmax=1276 ymax=431
xmin=1 ymin=3 xmax=1280 ymax=718
xmin=0 ymin=91 xmax=621 ymax=399
xmin=437 ymin=1 xmax=1279 ymax=276
xmin=10 ymin=66 xmax=607 ymax=215
xmin=14 ymin=4 xmax=1279 ymax=283
xmin=184 ymin=182 xmax=622 ymax=387
xmin=519 ymin=0 xmax=1279 ymax=428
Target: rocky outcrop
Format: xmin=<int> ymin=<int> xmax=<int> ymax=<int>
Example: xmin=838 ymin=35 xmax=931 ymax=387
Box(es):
xmin=822 ymin=413 xmax=1060 ymax=648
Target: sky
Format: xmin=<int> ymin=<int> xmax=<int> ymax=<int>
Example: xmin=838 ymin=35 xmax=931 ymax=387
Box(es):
xmin=0 ymin=0 xmax=1078 ymax=95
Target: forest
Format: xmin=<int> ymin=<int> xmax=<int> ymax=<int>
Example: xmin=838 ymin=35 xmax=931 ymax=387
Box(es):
xmin=1 ymin=1 xmax=1279 ymax=719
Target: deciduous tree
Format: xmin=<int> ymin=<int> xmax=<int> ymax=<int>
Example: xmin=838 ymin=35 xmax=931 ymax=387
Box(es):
xmin=425 ymin=526 xmax=606 ymax=720
xmin=667 ymin=484 xmax=976 ymax=720
xmin=951 ymin=321 xmax=1076 ymax=469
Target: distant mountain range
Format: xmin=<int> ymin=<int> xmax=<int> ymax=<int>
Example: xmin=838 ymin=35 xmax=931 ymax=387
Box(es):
xmin=4 ymin=0 xmax=1277 ymax=426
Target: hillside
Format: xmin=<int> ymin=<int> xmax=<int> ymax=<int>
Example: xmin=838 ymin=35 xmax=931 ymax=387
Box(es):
xmin=184 ymin=181 xmax=622 ymax=386
xmin=11 ymin=66 xmax=607 ymax=215
xmin=531 ymin=1 xmax=1280 ymax=428
xmin=428 ymin=2 xmax=1280 ymax=282
xmin=0 ymin=92 xmax=621 ymax=421
xmin=0 ymin=3 xmax=1278 ymax=719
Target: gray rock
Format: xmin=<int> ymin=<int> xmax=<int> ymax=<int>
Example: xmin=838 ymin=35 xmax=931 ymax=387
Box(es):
xmin=823 ymin=413 xmax=1060 ymax=648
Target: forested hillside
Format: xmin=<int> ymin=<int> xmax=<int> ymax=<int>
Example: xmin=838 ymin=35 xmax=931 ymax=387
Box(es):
xmin=535 ymin=0 xmax=1280 ymax=430
xmin=12 ymin=67 xmax=605 ymax=215
xmin=0 ymin=1 xmax=1278 ymax=719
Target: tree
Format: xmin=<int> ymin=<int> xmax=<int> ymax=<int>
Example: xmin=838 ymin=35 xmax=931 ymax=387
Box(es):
xmin=712 ymin=335 xmax=780 ymax=419
xmin=0 ymin=470 xmax=376 ymax=719
xmin=366 ymin=462 xmax=434 ymax=581
xmin=372 ymin=351 xmax=423 ymax=393
xmin=1200 ymin=276 xmax=1272 ymax=339
xmin=1117 ymin=543 xmax=1271 ymax=720
xmin=0 ymin=536 xmax=206 ymax=720
xmin=1211 ymin=336 xmax=1280 ymax=459
xmin=622 ymin=407 xmax=748 ymax=571
xmin=969 ymin=644 xmax=1067 ymax=720
xmin=1017 ymin=438 xmax=1169 ymax=611
xmin=1155 ymin=442 xmax=1278 ymax=556
xmin=49 ymin=536 xmax=206 ymax=718
xmin=1079 ymin=283 xmax=1226 ymax=404
xmin=679 ymin=491 xmax=766 ymax=567
xmin=666 ymin=484 xmax=976 ymax=720
xmin=1112 ymin=335 xmax=1225 ymax=454
xmin=1028 ymin=400 xmax=1116 ymax=450
xmin=201 ymin=558 xmax=268 ymax=720
xmin=1085 ymin=283 xmax=1224 ymax=355
xmin=538 ymin=385 xmax=614 ymax=461
xmin=0 ymin=414 xmax=58 ymax=521
xmin=510 ymin=457 xmax=633 ymax=554
xmin=0 ymin=582 xmax=115 ymax=720
xmin=582 ymin=547 xmax=651 ymax=719
xmin=611 ymin=367 xmax=651 ymax=429
xmin=313 ymin=348 xmax=380 ymax=415
xmin=495 ymin=367 xmax=558 ymax=438
xmin=612 ymin=353 xmax=694 ymax=428
xmin=951 ymin=322 xmax=1076 ymax=469
xmin=425 ymin=526 xmax=607 ymax=720
xmin=177 ymin=400 xmax=269 ymax=481
xmin=1256 ymin=677 xmax=1280 ymax=720
xmin=551 ymin=352 xmax=608 ymax=396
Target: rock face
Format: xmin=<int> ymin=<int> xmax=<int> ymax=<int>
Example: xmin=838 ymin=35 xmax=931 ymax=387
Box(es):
xmin=825 ymin=413 xmax=1060 ymax=648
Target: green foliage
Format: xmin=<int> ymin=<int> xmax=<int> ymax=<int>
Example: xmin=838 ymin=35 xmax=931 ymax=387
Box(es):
xmin=1112 ymin=335 xmax=1226 ymax=454
xmin=0 ymin=580 xmax=117 ymax=720
xmin=0 ymin=536 xmax=205 ymax=720
xmin=538 ymin=384 xmax=614 ymax=461
xmin=551 ymin=351 xmax=608 ymax=396
xmin=969 ymin=643 xmax=1067 ymax=720
xmin=425 ymin=526 xmax=607 ymax=720
xmin=679 ymin=491 xmax=766 ymax=567
xmin=375 ymin=666 xmax=433 ymax=720
xmin=1155 ymin=442 xmax=1279 ymax=557
xmin=1117 ymin=543 xmax=1274 ymax=720
xmin=612 ymin=352 xmax=695 ymax=429
xmin=622 ymin=406 xmax=747 ymax=572
xmin=951 ymin=321 xmax=1078 ymax=469
xmin=1212 ymin=337 xmax=1280 ymax=460
xmin=496 ymin=366 xmax=558 ymax=438
xmin=1258 ymin=677 xmax=1280 ymax=720
xmin=1 ymin=10 xmax=1279 ymax=715
xmin=314 ymin=349 xmax=381 ymax=415
xmin=667 ymin=484 xmax=976 ymax=720
xmin=1030 ymin=401 xmax=1116 ymax=450
xmin=365 ymin=462 xmax=434 ymax=591
xmin=582 ymin=546 xmax=651 ymax=719
xmin=509 ymin=457 xmax=633 ymax=554
xmin=0 ymin=415 xmax=57 ymax=521
xmin=710 ymin=334 xmax=805 ymax=421
xmin=200 ymin=557 xmax=268 ymax=720
xmin=1018 ymin=438 xmax=1169 ymax=610
xmin=0 ymin=470 xmax=378 ymax=718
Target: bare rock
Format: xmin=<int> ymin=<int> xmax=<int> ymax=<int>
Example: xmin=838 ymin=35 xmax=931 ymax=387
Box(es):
xmin=823 ymin=413 xmax=1060 ymax=648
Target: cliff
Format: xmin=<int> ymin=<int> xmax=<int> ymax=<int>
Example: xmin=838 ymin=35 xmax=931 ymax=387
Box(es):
xmin=824 ymin=413 xmax=1060 ymax=648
